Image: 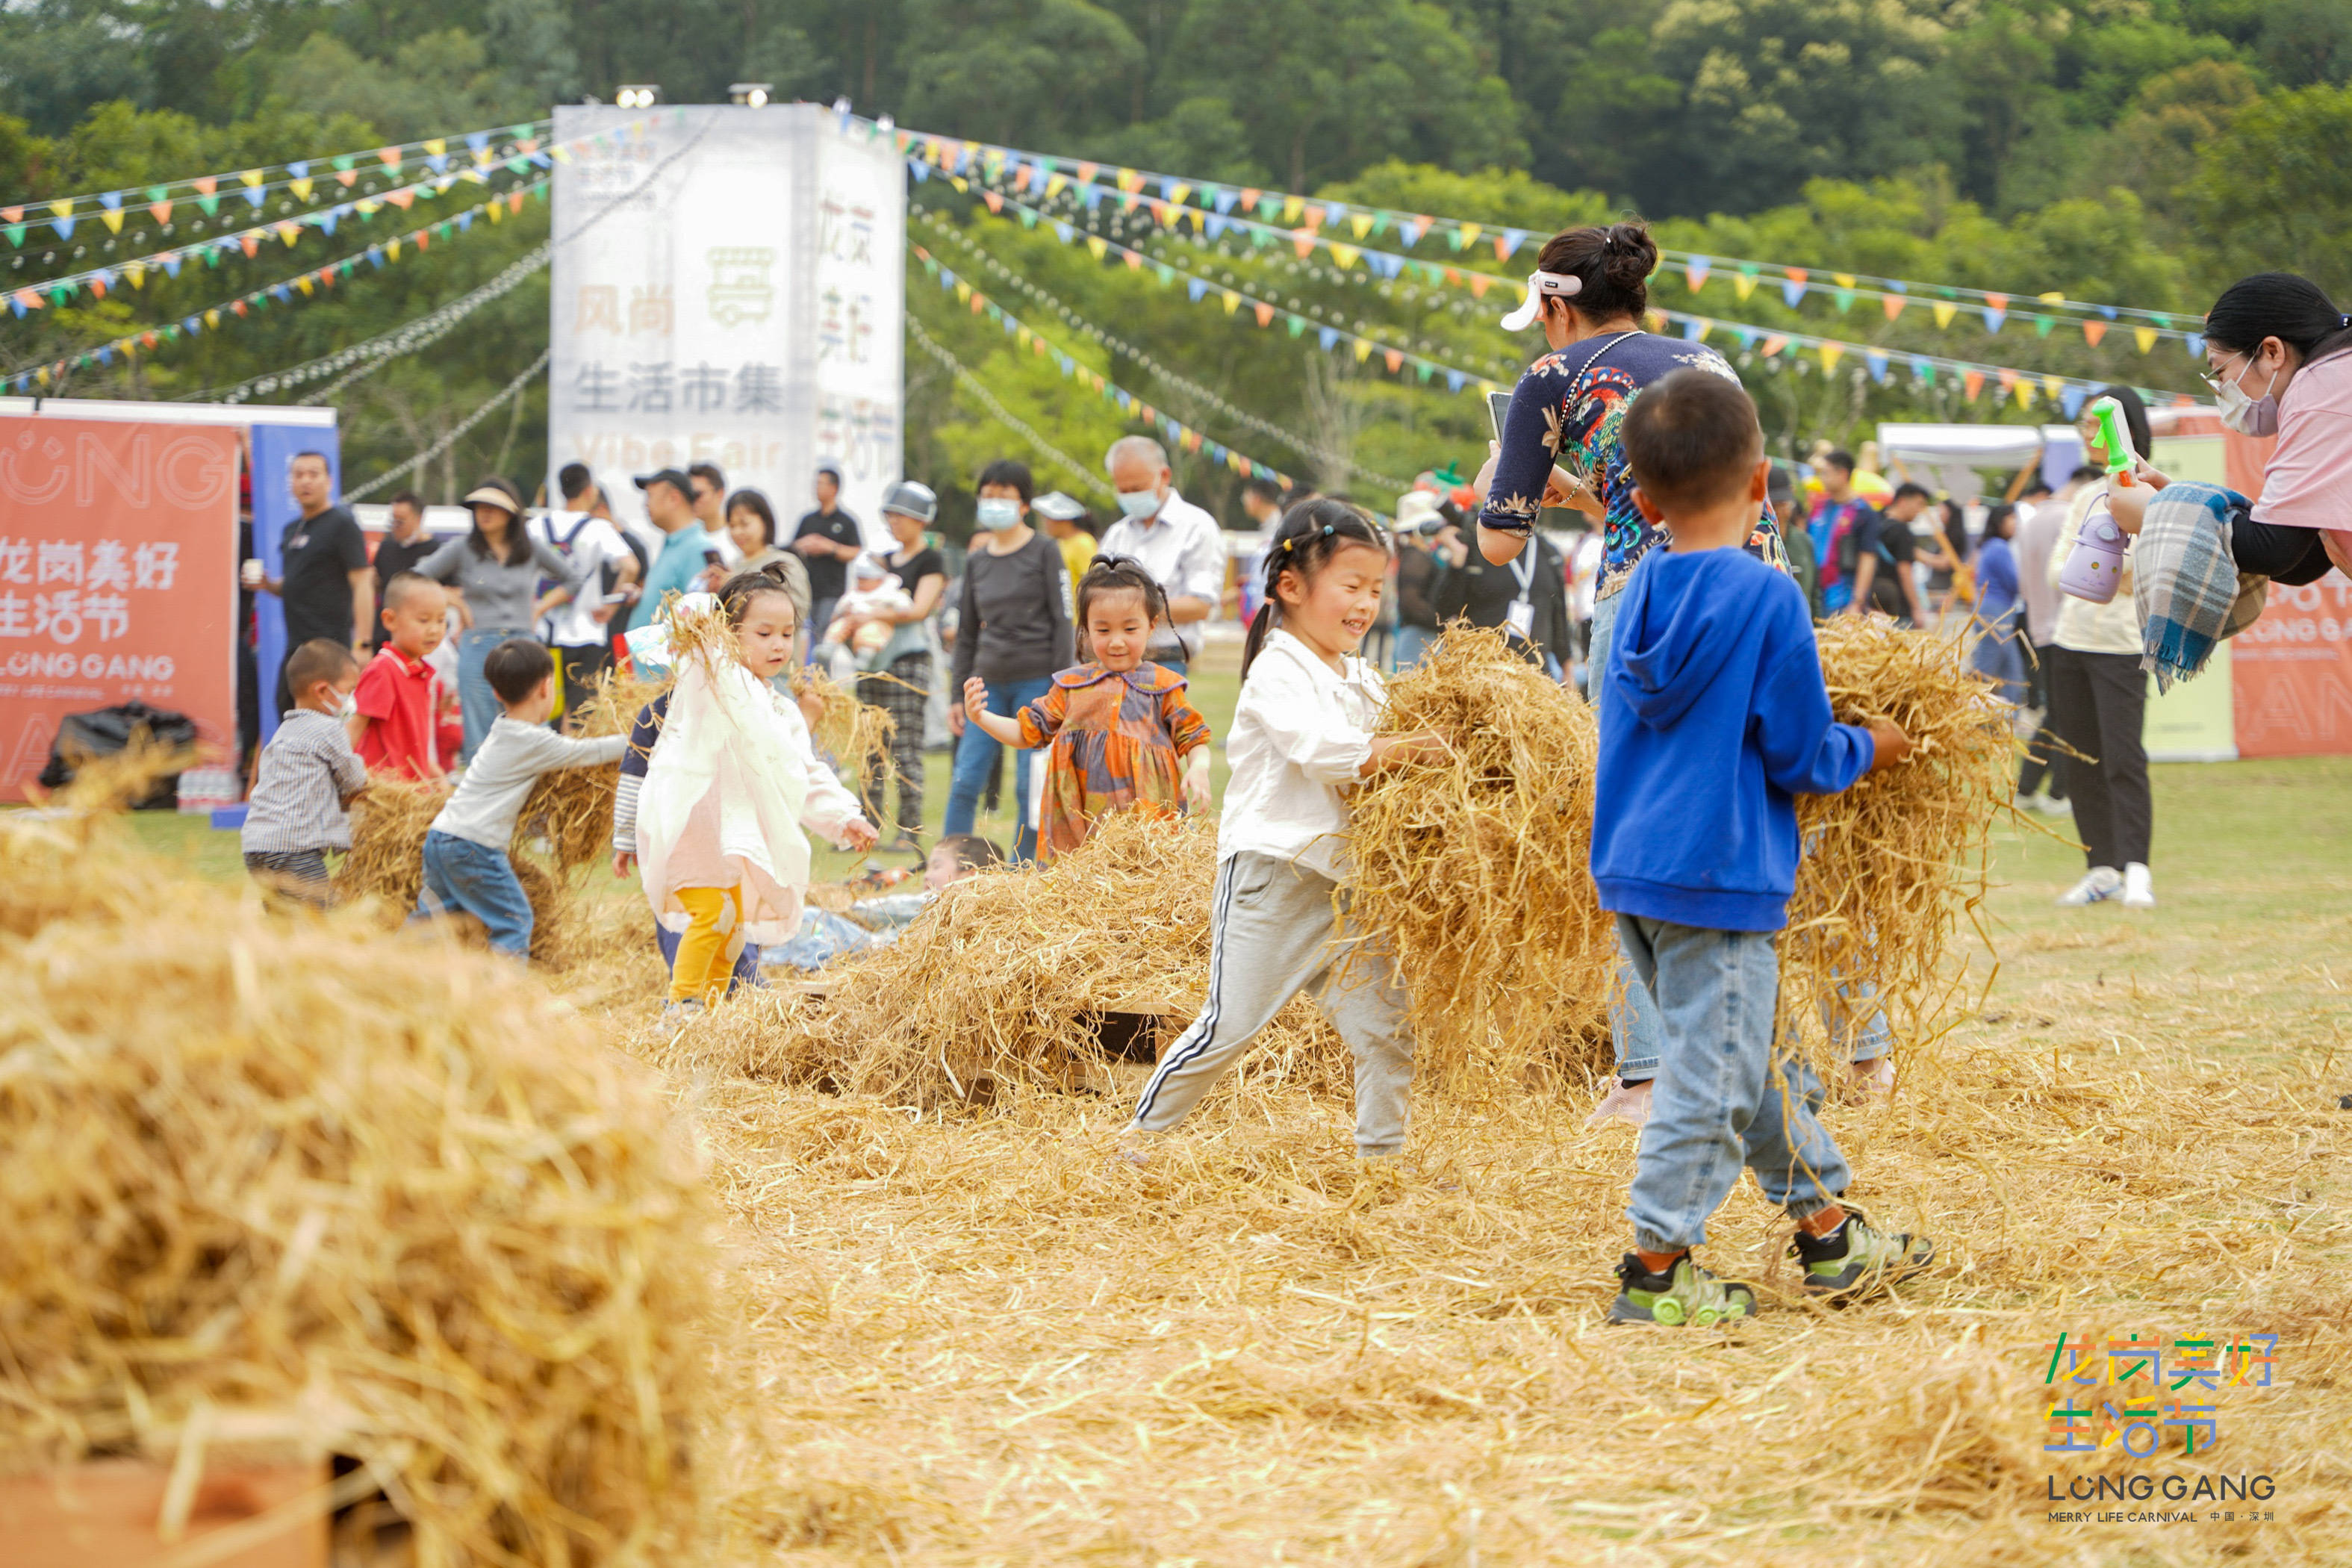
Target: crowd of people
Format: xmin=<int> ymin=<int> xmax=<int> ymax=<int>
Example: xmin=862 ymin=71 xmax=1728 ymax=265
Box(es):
xmin=228 ymin=223 xmax=2348 ymax=1323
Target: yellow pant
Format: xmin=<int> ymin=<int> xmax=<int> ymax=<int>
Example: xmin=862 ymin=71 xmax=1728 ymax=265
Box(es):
xmin=670 ymin=886 xmax=747 ymax=1004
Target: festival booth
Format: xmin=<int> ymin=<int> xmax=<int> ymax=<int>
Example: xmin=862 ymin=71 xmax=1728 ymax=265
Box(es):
xmin=0 ymin=395 xmax=337 ymax=800
xmin=1876 ymin=416 xmax=2348 ymax=762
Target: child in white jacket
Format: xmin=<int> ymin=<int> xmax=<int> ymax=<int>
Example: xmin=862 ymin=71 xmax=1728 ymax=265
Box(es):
xmin=620 ymin=563 xmax=877 ymax=1008
xmin=1123 ymin=502 xmax=1442 ymax=1159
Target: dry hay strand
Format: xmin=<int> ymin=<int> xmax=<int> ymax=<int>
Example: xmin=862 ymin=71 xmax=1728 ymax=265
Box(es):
xmin=0 ymin=818 xmax=713 ymax=1564
xmin=335 ymin=773 xmax=448 ymax=912
xmin=786 ymin=664 xmax=894 ymax=785
xmin=1347 ymin=625 xmax=1616 ymax=1081
xmin=1785 ymin=617 xmax=2015 ymax=1074
xmin=523 ymin=662 xmax=671 ymax=872
xmin=671 ymin=812 xmax=1344 ymax=1108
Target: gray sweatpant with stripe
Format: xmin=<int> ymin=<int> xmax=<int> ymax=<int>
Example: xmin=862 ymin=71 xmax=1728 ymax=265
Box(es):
xmin=1128 ymin=850 xmax=1415 ymax=1155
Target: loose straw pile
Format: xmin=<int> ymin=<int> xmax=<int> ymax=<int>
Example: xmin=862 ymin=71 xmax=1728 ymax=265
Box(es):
xmin=665 ymin=812 xmax=1342 ymax=1108
xmin=788 ymin=665 xmax=895 ymax=785
xmin=1784 ymin=617 xmax=2015 ymax=1071
xmin=0 ymin=813 xmax=712 ymax=1564
xmin=1346 ymin=627 xmax=1617 ymax=1079
xmin=521 ymin=662 xmax=669 ymax=871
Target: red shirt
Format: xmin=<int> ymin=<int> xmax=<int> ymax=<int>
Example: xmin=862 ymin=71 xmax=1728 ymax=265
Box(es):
xmin=354 ymin=645 xmax=444 ymax=779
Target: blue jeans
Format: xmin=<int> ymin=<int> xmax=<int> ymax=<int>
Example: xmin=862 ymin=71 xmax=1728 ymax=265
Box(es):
xmin=414 ymin=830 xmax=534 ymax=957
xmin=655 ymin=922 xmax=763 ymax=990
xmin=1617 ymin=914 xmax=1850 ymax=1254
xmin=455 ymin=626 xmax=522 ymax=764
xmin=1394 ymin=624 xmax=1438 ymax=671
xmin=945 ymin=674 xmax=1051 ymax=861
xmin=1970 ymin=603 xmax=2026 ymax=706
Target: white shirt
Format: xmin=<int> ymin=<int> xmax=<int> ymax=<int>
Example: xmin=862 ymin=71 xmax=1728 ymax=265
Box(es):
xmin=1219 ymin=629 xmax=1384 ymax=881
xmin=1098 ymin=488 xmax=1226 ymax=661
xmin=531 ymin=511 xmax=635 ymax=646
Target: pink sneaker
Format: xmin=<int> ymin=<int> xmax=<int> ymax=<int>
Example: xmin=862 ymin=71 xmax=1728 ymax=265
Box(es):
xmin=1584 ymin=1079 xmax=1654 ymax=1130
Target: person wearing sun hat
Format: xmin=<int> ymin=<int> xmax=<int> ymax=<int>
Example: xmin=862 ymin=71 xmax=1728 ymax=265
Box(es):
xmin=1032 ymin=489 xmax=1099 ymax=586
xmin=412 ymin=476 xmax=594 ymax=761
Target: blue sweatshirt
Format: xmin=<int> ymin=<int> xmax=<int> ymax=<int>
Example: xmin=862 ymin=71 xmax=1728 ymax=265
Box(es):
xmin=1593 ymin=547 xmax=1875 ymax=932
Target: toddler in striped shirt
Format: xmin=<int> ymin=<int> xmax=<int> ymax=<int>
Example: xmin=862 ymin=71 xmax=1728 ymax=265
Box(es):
xmin=241 ymin=638 xmax=369 ymax=907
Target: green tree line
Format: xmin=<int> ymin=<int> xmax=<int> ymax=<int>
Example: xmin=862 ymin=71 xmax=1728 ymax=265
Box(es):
xmin=6 ymin=0 xmax=2351 ymax=521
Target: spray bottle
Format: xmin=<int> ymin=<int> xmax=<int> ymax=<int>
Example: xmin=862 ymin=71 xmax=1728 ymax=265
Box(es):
xmin=2058 ymin=396 xmax=2134 ymax=604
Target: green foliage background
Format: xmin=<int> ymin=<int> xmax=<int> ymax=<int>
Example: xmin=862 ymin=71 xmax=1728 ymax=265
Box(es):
xmin=7 ymin=0 xmax=2349 ymax=530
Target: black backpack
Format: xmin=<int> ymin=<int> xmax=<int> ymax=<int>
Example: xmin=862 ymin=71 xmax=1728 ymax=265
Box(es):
xmin=37 ymin=701 xmax=202 ymax=809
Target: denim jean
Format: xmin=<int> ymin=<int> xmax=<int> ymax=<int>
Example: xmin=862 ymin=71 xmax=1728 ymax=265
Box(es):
xmin=945 ymin=674 xmax=1051 ymax=861
xmin=1617 ymin=913 xmax=1850 ymax=1254
xmin=1394 ymin=624 xmax=1439 ymax=671
xmin=1969 ymin=603 xmax=2026 ymax=707
xmin=454 ymin=626 xmax=522 ymax=764
xmin=414 ymin=830 xmax=534 ymax=957
xmin=655 ymin=921 xmax=763 ymax=990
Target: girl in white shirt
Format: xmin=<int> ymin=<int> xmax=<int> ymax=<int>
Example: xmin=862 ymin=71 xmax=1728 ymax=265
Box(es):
xmin=1123 ymin=501 xmax=1442 ymax=1160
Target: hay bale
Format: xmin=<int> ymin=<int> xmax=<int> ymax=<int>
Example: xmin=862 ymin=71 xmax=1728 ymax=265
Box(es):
xmin=674 ymin=812 xmax=1343 ymax=1108
xmin=1346 ymin=626 xmax=1617 ymax=1077
xmin=0 ymin=818 xmax=712 ymax=1564
xmin=1785 ymin=617 xmax=2014 ymax=1071
xmin=787 ymin=665 xmax=894 ymax=791
xmin=522 ymin=665 xmax=670 ymax=874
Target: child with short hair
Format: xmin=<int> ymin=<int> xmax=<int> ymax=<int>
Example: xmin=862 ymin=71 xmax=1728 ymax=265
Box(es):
xmin=962 ymin=556 xmax=1213 ymax=863
xmin=242 ymin=638 xmax=368 ymax=906
xmin=1121 ymin=501 xmax=1444 ymax=1160
xmin=352 ymin=572 xmax=452 ymax=780
xmin=413 ymin=638 xmax=626 ymax=957
xmin=621 ymin=567 xmax=879 ymax=1009
xmin=1596 ymin=369 xmax=1929 ymax=1326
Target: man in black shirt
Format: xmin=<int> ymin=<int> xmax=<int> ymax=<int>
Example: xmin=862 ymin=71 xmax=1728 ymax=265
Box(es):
xmin=370 ymin=491 xmax=437 ymax=648
xmin=1432 ymin=523 xmax=1574 ymax=677
xmin=253 ymin=450 xmax=371 ymax=710
xmin=1847 ymin=482 xmax=1929 ymax=627
xmin=791 ymin=461 xmax=864 ymax=643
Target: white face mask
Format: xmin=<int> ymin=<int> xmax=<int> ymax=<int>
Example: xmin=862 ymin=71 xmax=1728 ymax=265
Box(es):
xmin=335 ymin=691 xmax=358 ymax=721
xmin=2214 ymin=355 xmax=2282 ymax=438
xmin=1115 ymin=488 xmax=1163 ymax=521
xmin=974 ymin=497 xmax=1022 ymax=530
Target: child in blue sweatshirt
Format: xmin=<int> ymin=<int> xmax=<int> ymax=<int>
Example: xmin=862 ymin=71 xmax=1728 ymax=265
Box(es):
xmin=1595 ymin=370 xmax=1932 ymax=1327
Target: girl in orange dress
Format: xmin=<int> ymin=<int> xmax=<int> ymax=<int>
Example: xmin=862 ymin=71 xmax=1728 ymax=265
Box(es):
xmin=962 ymin=556 xmax=1213 ymax=861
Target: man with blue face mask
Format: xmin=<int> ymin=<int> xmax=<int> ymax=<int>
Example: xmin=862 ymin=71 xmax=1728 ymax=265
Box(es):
xmin=1096 ymin=435 xmax=1226 ymax=679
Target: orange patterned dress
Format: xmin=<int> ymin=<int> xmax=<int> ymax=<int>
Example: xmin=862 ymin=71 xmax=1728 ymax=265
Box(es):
xmin=1015 ymin=662 xmax=1213 ymax=862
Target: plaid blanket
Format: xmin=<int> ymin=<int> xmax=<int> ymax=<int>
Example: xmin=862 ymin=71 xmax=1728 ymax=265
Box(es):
xmin=2132 ymin=482 xmax=2271 ymax=693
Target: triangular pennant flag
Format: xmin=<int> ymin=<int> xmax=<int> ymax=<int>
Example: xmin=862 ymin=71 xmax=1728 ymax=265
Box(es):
xmin=1779 ymin=267 xmax=1808 ymax=308
xmin=2059 ymin=385 xmax=2087 ymax=420
xmin=2079 ymin=319 xmax=2109 ymax=348
xmin=1353 ymin=337 xmax=1372 ymax=363
xmin=2134 ymin=326 xmax=2159 ymax=353
xmin=2042 ymin=374 xmax=2064 ymax=402
xmin=1962 ymin=369 xmax=1984 ymax=401
xmin=1287 ymin=314 xmax=1307 ymax=338
xmin=2033 ymin=314 xmax=2055 ymax=337
xmin=1222 ymin=289 xmax=1240 ymax=314
xmin=1350 ymin=213 xmax=1372 ymax=238
xmin=148 ymin=199 xmax=172 ymax=225
xmin=1085 ymin=235 xmax=1107 ymax=260
xmin=1684 ymin=256 xmax=1711 ymax=292
xmin=1467 ymin=273 xmax=1491 ymax=299
xmin=2039 ymin=291 xmax=2065 ymax=305
xmin=1331 ymin=243 xmax=1359 ymax=270
xmin=1932 ymin=301 xmax=1957 ymax=329
xmin=1865 ymin=352 xmax=1888 ymax=383
xmin=1384 ymin=348 xmax=1403 ymax=373
xmin=2185 ymin=333 xmax=2205 ymax=358
xmin=1318 ymin=326 xmax=1339 ymax=351
xmin=982 ymin=190 xmax=1002 ymax=213
xmin=290 ymin=177 xmax=314 ymax=202
xmin=1881 ymin=294 xmax=1905 ymax=322
xmin=1819 ymin=342 xmax=1844 ymax=371
xmin=1997 ymin=367 xmax=2017 ymax=395
xmin=1254 ymin=302 xmax=1274 ymax=327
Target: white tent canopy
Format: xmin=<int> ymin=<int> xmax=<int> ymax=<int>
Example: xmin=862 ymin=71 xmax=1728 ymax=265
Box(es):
xmin=1876 ymin=422 xmax=2076 ymax=470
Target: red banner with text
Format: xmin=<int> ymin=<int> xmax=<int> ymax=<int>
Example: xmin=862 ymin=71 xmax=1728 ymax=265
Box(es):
xmin=0 ymin=417 xmax=240 ymax=799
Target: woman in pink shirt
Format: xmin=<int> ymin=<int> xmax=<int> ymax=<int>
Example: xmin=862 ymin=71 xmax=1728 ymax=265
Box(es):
xmin=2112 ymin=273 xmax=2352 ymax=582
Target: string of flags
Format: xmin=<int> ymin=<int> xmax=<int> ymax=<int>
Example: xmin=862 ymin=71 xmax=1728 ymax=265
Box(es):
xmin=905 ymin=314 xmax=1119 ymax=504
xmin=918 ymin=166 xmax=2188 ymax=418
xmin=912 ymin=244 xmax=1292 ymax=488
xmin=3 ymin=119 xmax=556 ymax=246
xmin=911 ymin=171 xmax=1511 ymax=400
xmin=918 ymin=209 xmax=1414 ymax=491
xmin=5 ymin=182 xmax=547 ymax=394
xmin=892 ymin=125 xmax=2213 ymax=357
xmin=7 ymin=160 xmax=545 ymax=321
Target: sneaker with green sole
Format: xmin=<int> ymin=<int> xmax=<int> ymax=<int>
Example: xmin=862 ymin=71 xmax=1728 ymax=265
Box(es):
xmin=1608 ymin=1252 xmax=1757 ymax=1327
xmin=1791 ymin=1213 xmax=1933 ymax=1299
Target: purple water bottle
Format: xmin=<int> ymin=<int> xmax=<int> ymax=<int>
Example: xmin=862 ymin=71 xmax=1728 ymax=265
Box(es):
xmin=2059 ymin=497 xmax=2127 ymax=605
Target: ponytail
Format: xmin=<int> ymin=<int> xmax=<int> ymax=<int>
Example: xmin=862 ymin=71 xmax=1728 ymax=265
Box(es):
xmin=1241 ymin=498 xmax=1390 ymax=679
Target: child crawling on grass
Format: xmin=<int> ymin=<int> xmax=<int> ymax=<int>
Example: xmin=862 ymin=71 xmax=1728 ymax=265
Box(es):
xmin=617 ymin=564 xmax=877 ymax=1011
xmin=1594 ymin=369 xmax=1932 ymax=1326
xmin=962 ymin=555 xmax=1213 ymax=863
xmin=1119 ymin=500 xmax=1444 ymax=1162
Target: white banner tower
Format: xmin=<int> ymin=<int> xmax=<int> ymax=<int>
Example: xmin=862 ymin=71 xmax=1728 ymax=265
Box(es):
xmin=549 ymin=102 xmax=905 ymax=543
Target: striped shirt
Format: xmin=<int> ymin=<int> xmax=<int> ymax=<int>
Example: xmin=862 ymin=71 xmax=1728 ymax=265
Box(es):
xmin=241 ymin=709 xmax=367 ymax=854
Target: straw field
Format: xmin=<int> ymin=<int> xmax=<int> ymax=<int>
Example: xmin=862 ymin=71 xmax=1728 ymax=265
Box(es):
xmin=14 ymin=671 xmax=2351 ymax=1566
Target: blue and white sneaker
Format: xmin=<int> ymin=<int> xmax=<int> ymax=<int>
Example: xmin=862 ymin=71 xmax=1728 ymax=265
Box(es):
xmin=2056 ymin=867 xmax=2122 ymax=907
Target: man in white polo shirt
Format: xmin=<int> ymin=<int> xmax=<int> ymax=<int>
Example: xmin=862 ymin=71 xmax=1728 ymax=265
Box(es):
xmin=1096 ymin=435 xmax=1225 ymax=679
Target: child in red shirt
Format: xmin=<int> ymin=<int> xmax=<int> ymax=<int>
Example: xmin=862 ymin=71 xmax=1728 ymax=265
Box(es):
xmin=352 ymin=573 xmax=452 ymax=779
